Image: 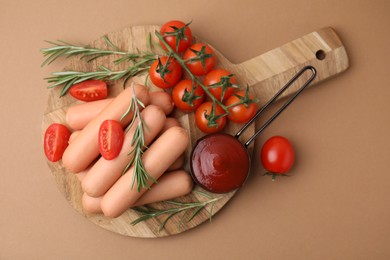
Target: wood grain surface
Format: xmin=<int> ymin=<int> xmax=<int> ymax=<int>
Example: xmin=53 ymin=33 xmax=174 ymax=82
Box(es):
xmin=42 ymin=25 xmax=348 ymax=237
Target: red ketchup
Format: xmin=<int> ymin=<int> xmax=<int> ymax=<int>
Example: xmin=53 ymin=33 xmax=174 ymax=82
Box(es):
xmin=190 ymin=66 xmax=317 ymax=193
xmin=190 ymin=133 xmax=250 ymax=193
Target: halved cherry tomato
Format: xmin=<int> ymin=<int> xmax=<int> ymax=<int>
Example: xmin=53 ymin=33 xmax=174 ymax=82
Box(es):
xmin=44 ymin=123 xmax=71 ymax=162
xmin=149 ymin=56 xmax=182 ymax=89
xmin=69 ymin=80 xmax=108 ymax=102
xmin=172 ymin=79 xmax=205 ymax=112
xmin=98 ymin=120 xmax=124 ymax=160
xmin=160 ymin=20 xmax=192 ymax=53
xmin=203 ymin=69 xmax=237 ymax=102
xmin=183 ymin=43 xmax=216 ymax=76
xmin=261 ymin=136 xmax=295 ymax=175
xmin=195 ymin=102 xmax=226 ymax=133
xmin=225 ymin=91 xmax=257 ymax=123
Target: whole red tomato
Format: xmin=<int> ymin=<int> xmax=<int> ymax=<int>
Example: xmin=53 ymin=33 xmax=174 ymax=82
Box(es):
xmin=149 ymin=56 xmax=182 ymax=89
xmin=98 ymin=120 xmax=124 ymax=160
xmin=44 ymin=123 xmax=71 ymax=162
xmin=203 ymin=69 xmax=237 ymax=102
xmin=160 ymin=20 xmax=192 ymax=53
xmin=172 ymin=79 xmax=205 ymax=112
xmin=195 ymin=101 xmax=226 ymax=133
xmin=225 ymin=91 xmax=257 ymax=123
xmin=69 ymin=80 xmax=108 ymax=102
xmin=183 ymin=43 xmax=216 ymax=76
xmin=261 ymin=136 xmax=295 ymax=176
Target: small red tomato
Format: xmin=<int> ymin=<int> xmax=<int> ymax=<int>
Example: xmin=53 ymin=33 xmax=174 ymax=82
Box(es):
xmin=160 ymin=20 xmax=193 ymax=53
xmin=203 ymin=69 xmax=237 ymax=102
xmin=261 ymin=136 xmax=295 ymax=174
xmin=172 ymin=79 xmax=205 ymax=112
xmin=44 ymin=123 xmax=71 ymax=162
xmin=195 ymin=101 xmax=227 ymax=133
xmin=98 ymin=120 xmax=124 ymax=160
xmin=183 ymin=43 xmax=216 ymax=76
xmin=225 ymin=91 xmax=257 ymax=123
xmin=69 ymin=80 xmax=108 ymax=102
xmin=149 ymin=56 xmax=182 ymax=89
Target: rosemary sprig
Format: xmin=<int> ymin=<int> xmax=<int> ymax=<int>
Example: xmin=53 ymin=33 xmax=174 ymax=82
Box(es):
xmin=40 ymin=36 xmax=156 ymax=66
xmin=131 ymin=191 xmax=220 ymax=231
xmin=120 ymin=83 xmax=156 ymax=192
xmin=42 ymin=35 xmax=157 ymax=96
xmin=45 ymin=60 xmax=151 ymax=96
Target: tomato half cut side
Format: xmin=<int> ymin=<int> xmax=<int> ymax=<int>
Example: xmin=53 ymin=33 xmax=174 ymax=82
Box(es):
xmin=69 ymin=80 xmax=108 ymax=102
xmin=44 ymin=123 xmax=71 ymax=162
xmin=98 ymin=120 xmax=125 ymax=160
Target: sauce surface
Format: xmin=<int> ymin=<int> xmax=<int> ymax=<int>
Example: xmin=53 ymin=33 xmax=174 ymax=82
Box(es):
xmin=190 ymin=133 xmax=250 ymax=193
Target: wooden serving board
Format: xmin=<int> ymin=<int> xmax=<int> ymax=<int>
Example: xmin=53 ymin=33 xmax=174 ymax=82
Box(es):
xmin=42 ymin=25 xmax=349 ymax=237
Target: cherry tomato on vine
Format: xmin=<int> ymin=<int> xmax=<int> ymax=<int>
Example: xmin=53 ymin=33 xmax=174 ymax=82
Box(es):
xmin=98 ymin=120 xmax=124 ymax=160
xmin=195 ymin=101 xmax=227 ymax=133
xmin=203 ymin=69 xmax=237 ymax=102
xmin=225 ymin=91 xmax=257 ymax=123
xmin=183 ymin=43 xmax=216 ymax=76
xmin=149 ymin=56 xmax=182 ymax=89
xmin=69 ymin=80 xmax=108 ymax=102
xmin=160 ymin=20 xmax=193 ymax=53
xmin=172 ymin=79 xmax=205 ymax=112
xmin=261 ymin=136 xmax=295 ymax=178
xmin=44 ymin=123 xmax=71 ymax=162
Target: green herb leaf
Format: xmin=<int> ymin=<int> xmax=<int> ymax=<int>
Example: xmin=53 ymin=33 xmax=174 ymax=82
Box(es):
xmin=131 ymin=191 xmax=220 ymax=231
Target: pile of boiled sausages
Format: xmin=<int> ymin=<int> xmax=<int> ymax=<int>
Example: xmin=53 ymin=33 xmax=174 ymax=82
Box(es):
xmin=62 ymin=84 xmax=193 ymax=218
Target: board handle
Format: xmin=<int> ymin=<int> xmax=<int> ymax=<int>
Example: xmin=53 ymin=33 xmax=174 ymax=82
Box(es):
xmin=235 ymin=27 xmax=349 ymax=104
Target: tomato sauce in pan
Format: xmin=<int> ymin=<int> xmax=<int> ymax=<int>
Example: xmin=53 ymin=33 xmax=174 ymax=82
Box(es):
xmin=190 ymin=133 xmax=250 ymax=193
xmin=190 ymin=66 xmax=317 ymax=194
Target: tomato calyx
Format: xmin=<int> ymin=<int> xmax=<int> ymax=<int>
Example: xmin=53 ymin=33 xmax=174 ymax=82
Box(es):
xmin=181 ymin=83 xmax=203 ymax=107
xmin=263 ymin=172 xmax=291 ymax=181
xmin=226 ymin=86 xmax=258 ymax=109
xmin=155 ymin=56 xmax=173 ymax=84
xmin=208 ymin=74 xmax=239 ymax=101
xmin=204 ymin=101 xmax=226 ymax=128
xmin=185 ymin=45 xmax=214 ymax=71
xmin=195 ymin=101 xmax=226 ymax=133
xmin=162 ymin=21 xmax=192 ymax=52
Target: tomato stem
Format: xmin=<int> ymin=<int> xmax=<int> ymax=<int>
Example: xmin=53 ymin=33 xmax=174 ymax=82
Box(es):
xmin=155 ymin=31 xmax=229 ymax=112
xmin=185 ymin=45 xmax=214 ymax=71
xmin=225 ymin=86 xmax=259 ymax=109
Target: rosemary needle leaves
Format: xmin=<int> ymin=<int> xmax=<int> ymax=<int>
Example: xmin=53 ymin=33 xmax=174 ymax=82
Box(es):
xmin=131 ymin=191 xmax=220 ymax=231
xmin=40 ymin=35 xmax=156 ymax=66
xmin=42 ymin=35 xmax=157 ymax=96
xmin=120 ymin=83 xmax=156 ymax=192
xmin=45 ymin=63 xmax=151 ymax=96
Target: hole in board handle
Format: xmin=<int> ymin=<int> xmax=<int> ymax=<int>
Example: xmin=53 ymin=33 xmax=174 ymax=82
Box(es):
xmin=316 ymin=50 xmax=326 ymax=60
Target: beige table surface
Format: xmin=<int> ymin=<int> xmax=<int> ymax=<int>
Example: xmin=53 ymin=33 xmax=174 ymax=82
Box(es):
xmin=1 ymin=0 xmax=389 ymax=259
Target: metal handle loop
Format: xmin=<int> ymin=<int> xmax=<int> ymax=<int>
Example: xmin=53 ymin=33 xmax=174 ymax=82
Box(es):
xmin=235 ymin=65 xmax=317 ymax=147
